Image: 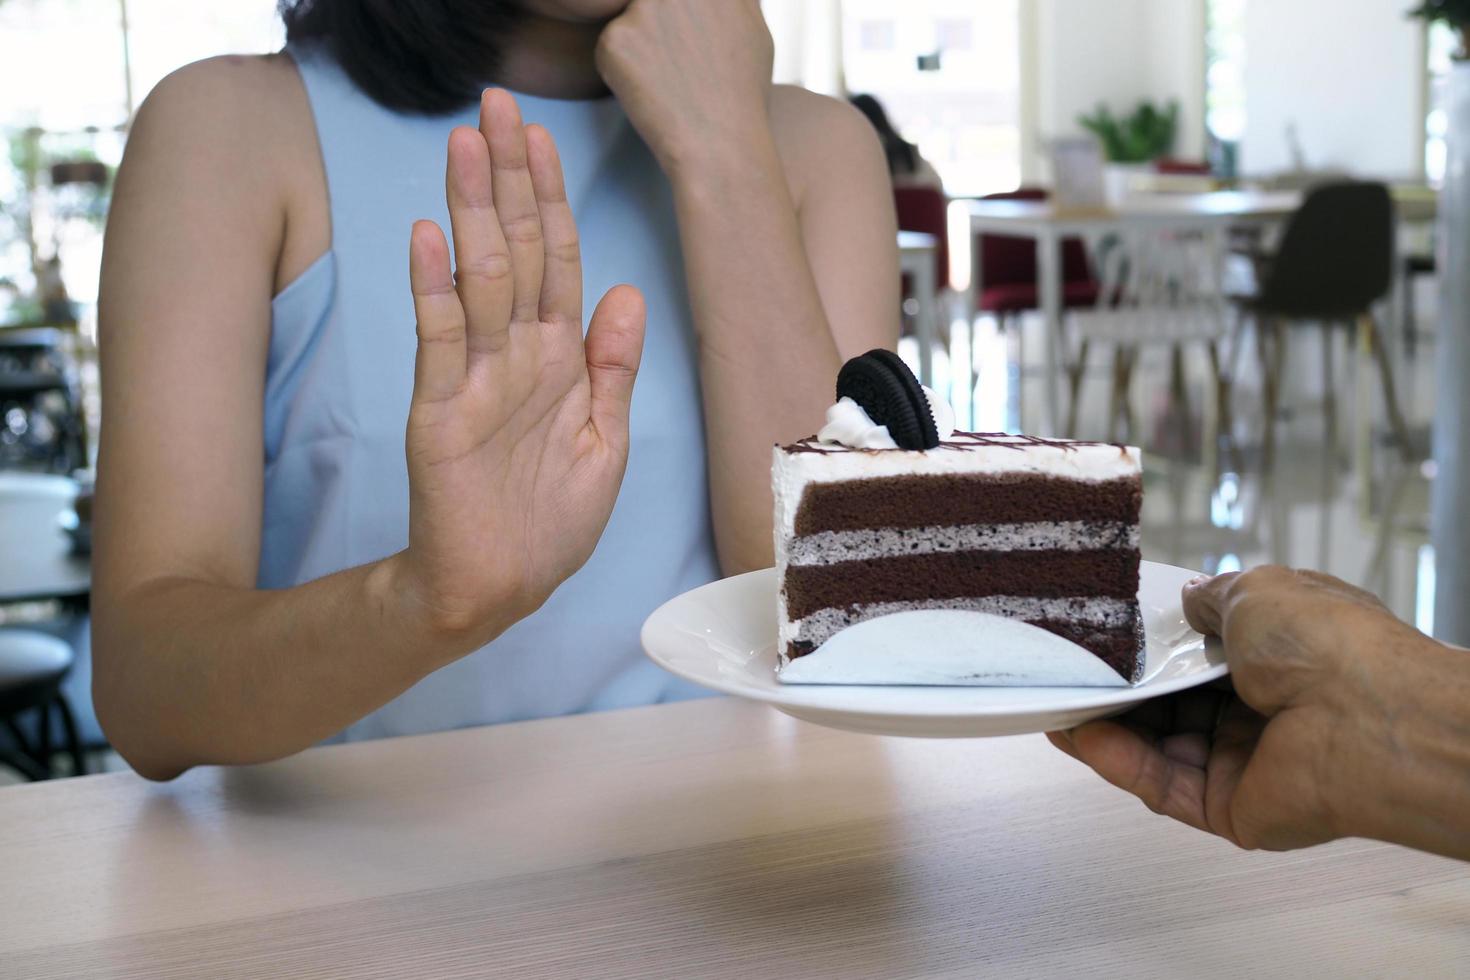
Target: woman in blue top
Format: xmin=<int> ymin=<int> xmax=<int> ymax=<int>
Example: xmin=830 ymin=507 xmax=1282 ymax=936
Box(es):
xmin=92 ymin=0 xmax=900 ymax=779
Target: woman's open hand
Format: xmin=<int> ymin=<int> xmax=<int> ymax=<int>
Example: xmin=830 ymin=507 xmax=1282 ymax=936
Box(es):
xmin=595 ymin=0 xmax=774 ymax=174
xmin=1049 ymin=567 xmax=1470 ymax=858
xmin=396 ymin=89 xmax=646 ymax=645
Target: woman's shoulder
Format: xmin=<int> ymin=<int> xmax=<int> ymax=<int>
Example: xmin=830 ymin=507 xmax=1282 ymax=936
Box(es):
xmin=768 ymin=85 xmax=880 ymax=154
xmin=134 ymin=53 xmax=308 ymax=142
xmin=126 ymin=53 xmax=329 ymax=293
xmin=767 ymin=86 xmax=887 ymax=204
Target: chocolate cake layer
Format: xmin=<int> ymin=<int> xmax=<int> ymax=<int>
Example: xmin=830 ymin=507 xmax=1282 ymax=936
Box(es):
xmin=1030 ymin=619 xmax=1145 ymax=680
xmin=793 ymin=474 xmax=1142 ymax=537
xmin=783 ymin=549 xmax=1142 ymax=621
xmin=786 ymin=595 xmax=1139 ymax=648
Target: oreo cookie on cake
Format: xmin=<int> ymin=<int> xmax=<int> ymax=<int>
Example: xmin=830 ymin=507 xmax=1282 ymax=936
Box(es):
xmin=771 ymin=351 xmax=1145 ymax=686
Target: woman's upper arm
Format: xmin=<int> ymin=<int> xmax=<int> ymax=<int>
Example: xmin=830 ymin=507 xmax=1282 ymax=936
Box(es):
xmin=772 ymin=87 xmax=902 ymax=359
xmin=95 ymin=56 xmax=304 ymax=601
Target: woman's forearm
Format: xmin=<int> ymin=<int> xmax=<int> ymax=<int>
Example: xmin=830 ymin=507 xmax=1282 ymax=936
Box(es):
xmin=669 ymin=128 xmax=843 ymax=575
xmin=93 ymin=554 xmax=498 ymax=780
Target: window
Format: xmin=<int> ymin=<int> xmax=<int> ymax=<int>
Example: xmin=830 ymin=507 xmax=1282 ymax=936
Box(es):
xmin=858 ymin=19 xmax=896 ymax=52
xmin=0 ymin=0 xmax=282 ymax=132
xmin=0 ymin=0 xmax=280 ymax=315
xmin=1205 ymin=0 xmax=1246 ymax=174
xmin=1426 ymin=21 xmax=1458 ymax=186
xmin=842 ymin=0 xmax=1022 ymax=197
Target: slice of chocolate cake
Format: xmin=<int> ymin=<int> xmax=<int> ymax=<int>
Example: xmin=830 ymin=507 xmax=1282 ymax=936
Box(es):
xmin=773 ymin=351 xmax=1144 ymax=686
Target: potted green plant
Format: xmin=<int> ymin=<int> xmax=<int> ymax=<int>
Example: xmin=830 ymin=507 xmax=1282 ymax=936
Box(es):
xmin=1409 ymin=1 xmax=1470 ymax=58
xmin=1077 ymin=101 xmax=1180 ymax=164
xmin=1077 ymin=100 xmax=1180 ymax=204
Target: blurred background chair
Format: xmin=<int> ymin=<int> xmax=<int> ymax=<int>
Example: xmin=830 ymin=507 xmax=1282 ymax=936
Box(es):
xmin=1061 ymin=223 xmax=1233 ymax=461
xmin=0 ymin=628 xmax=85 ymax=780
xmin=1401 ymin=252 xmax=1436 ymax=359
xmin=973 ymin=189 xmax=1107 ymax=431
xmin=1232 ymin=181 xmax=1412 ymax=466
xmin=0 ymin=327 xmax=87 ymax=474
xmin=973 ymin=189 xmax=1099 ymax=337
xmin=894 ymin=185 xmax=952 ymax=352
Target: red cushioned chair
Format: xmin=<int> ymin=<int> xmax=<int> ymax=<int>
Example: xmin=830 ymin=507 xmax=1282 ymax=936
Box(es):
xmin=894 ymin=186 xmax=950 ymax=293
xmin=975 ymin=188 xmax=1100 ymax=331
xmin=894 ymin=186 xmax=953 ymax=376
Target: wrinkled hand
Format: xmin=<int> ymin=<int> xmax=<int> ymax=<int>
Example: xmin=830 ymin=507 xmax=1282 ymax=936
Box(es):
xmin=595 ymin=0 xmax=774 ymax=173
xmin=1049 ymin=567 xmax=1434 ymax=851
xmin=399 ymin=89 xmax=646 ymax=642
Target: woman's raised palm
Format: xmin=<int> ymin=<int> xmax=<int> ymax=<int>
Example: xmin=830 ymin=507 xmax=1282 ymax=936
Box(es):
xmin=400 ymin=89 xmax=646 ymax=639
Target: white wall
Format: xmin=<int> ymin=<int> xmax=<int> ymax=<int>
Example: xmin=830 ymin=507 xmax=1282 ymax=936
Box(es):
xmin=763 ymin=0 xmax=843 ymax=95
xmin=1145 ymin=0 xmax=1207 ymax=161
xmin=1031 ymin=0 xmax=1151 ymax=143
xmin=1025 ymin=0 xmax=1207 ymax=178
xmin=1241 ymin=0 xmax=1425 ymax=178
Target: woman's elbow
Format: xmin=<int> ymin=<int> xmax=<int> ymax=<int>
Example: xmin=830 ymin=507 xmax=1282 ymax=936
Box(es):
xmin=91 ymin=648 xmax=192 ymax=782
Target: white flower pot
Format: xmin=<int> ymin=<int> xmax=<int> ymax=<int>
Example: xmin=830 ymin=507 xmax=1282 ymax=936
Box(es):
xmin=1104 ymin=163 xmax=1151 ymax=207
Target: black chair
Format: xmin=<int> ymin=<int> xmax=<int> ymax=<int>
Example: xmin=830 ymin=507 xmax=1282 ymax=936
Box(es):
xmin=0 ymin=327 xmax=88 ymax=474
xmin=0 ymin=629 xmax=86 ymax=780
xmin=1402 ymin=253 xmax=1436 ymax=359
xmin=1234 ymin=182 xmax=1412 ymax=464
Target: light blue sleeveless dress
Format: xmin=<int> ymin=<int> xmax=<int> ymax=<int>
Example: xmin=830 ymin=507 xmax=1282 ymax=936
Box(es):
xmin=264 ymin=44 xmax=719 ymax=742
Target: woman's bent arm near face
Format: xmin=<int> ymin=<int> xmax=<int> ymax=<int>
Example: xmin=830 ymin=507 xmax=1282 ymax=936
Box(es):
xmin=597 ymin=1 xmax=901 ymax=575
xmin=94 ymin=61 xmax=644 ymax=780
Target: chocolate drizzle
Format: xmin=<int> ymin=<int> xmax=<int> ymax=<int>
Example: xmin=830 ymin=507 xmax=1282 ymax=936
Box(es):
xmin=782 ymin=431 xmax=1130 ymax=455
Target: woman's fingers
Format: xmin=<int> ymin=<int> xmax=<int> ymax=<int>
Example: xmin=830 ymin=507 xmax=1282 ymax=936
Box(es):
xmin=480 ymin=89 xmax=545 ymax=325
xmin=526 ymin=124 xmax=583 ymax=332
xmin=409 ymin=221 xmax=467 ymax=403
xmin=445 ymin=127 xmax=514 ymax=356
xmin=584 ymin=285 xmax=647 ymax=452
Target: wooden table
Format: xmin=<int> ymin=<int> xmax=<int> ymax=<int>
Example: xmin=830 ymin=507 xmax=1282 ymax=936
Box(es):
xmin=899 ymin=230 xmax=942 ymax=387
xmin=0 ymin=472 xmax=89 ymax=605
xmin=1 ymin=698 xmax=1465 ymax=978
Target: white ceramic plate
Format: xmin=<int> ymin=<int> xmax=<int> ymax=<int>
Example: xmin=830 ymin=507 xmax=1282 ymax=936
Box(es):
xmin=641 ymin=561 xmax=1227 ymax=738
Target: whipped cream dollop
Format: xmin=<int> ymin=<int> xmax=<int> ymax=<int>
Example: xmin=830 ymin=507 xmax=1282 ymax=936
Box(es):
xmin=817 ymin=386 xmax=957 ymax=450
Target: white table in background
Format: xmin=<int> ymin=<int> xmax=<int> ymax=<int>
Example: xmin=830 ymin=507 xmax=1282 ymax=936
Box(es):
xmin=1 ymin=698 xmax=1466 ymax=977
xmin=899 ymin=230 xmax=941 ymax=386
xmin=967 ymin=192 xmax=1300 ymax=434
xmin=0 ymin=472 xmax=89 ymax=605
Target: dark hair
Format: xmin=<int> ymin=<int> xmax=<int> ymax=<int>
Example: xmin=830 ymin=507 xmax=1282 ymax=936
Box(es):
xmin=848 ymin=94 xmax=919 ymax=177
xmin=279 ymin=0 xmax=524 ymax=115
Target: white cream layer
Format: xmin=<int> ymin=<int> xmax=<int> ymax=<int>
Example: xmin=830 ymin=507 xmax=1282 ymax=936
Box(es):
xmin=785 ymin=521 xmax=1139 ymax=566
xmin=816 ymin=387 xmax=957 ymax=450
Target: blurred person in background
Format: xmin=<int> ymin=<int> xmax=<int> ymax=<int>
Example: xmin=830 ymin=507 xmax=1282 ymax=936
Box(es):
xmin=849 ymin=93 xmax=944 ymax=192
